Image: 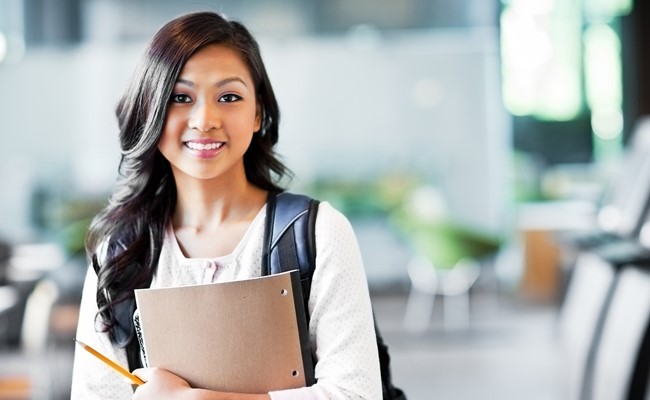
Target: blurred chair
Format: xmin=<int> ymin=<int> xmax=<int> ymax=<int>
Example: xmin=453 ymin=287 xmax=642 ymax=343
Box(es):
xmin=597 ymin=116 xmax=650 ymax=238
xmin=403 ymin=255 xmax=437 ymax=333
xmin=588 ymin=265 xmax=650 ymax=400
xmin=17 ymin=278 xmax=59 ymax=400
xmin=557 ymin=117 xmax=650 ymax=294
xmin=561 ymin=116 xmax=650 ymax=254
xmin=21 ymin=279 xmax=60 ymax=354
xmin=403 ymin=255 xmax=480 ymax=333
xmin=0 ymin=285 xmax=19 ymax=348
xmin=559 ymin=251 xmax=650 ymax=400
xmin=557 ymin=117 xmax=650 ymax=399
xmin=393 ymin=185 xmax=501 ymax=334
xmin=0 ymin=240 xmax=11 ymax=285
xmin=558 ymin=252 xmax=618 ymax=400
xmin=0 ymin=240 xmax=19 ymax=348
xmin=18 ymin=257 xmax=85 ymax=400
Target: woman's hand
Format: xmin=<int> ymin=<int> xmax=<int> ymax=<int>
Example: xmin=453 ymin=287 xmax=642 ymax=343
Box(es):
xmin=132 ymin=368 xmax=193 ymax=400
xmin=132 ymin=368 xmax=271 ymax=400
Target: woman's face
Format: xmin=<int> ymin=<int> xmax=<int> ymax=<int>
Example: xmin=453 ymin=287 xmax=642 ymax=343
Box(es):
xmin=158 ymin=44 xmax=261 ymax=184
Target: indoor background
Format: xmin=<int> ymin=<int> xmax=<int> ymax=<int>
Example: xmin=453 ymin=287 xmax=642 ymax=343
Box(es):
xmin=0 ymin=0 xmax=649 ymax=399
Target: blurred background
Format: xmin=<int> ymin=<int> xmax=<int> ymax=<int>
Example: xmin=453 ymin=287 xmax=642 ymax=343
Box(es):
xmin=1 ymin=0 xmax=650 ymax=399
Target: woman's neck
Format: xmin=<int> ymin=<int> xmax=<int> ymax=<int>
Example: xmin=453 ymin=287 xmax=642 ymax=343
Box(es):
xmin=171 ymin=175 xmax=267 ymax=234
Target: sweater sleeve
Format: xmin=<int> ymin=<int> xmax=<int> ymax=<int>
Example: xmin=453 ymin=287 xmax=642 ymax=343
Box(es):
xmin=269 ymin=202 xmax=382 ymax=400
xmin=70 ymin=265 xmax=135 ymax=400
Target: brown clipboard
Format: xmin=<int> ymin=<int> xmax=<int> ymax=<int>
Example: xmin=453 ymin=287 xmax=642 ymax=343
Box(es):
xmin=134 ymin=270 xmax=312 ymax=393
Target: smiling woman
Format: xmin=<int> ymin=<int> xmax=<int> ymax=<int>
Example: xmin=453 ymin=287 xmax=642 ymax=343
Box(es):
xmin=70 ymin=11 xmax=382 ymax=400
xmin=158 ymin=45 xmax=261 ymax=184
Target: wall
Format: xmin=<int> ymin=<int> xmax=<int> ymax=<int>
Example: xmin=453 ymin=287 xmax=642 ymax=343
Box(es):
xmin=0 ymin=28 xmax=511 ymax=241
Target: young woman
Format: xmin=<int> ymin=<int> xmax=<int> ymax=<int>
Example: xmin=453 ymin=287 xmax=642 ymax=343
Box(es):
xmin=70 ymin=11 xmax=381 ymax=400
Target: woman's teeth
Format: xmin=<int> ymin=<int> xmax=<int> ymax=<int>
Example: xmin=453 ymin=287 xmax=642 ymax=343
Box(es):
xmin=186 ymin=142 xmax=223 ymax=150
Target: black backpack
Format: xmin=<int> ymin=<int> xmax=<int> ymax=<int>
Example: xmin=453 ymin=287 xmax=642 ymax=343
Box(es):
xmin=262 ymin=192 xmax=406 ymax=400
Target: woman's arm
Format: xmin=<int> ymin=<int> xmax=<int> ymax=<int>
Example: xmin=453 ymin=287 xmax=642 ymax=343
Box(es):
xmin=71 ymin=266 xmax=135 ymax=400
xmin=296 ymin=202 xmax=382 ymax=399
xmin=132 ymin=368 xmax=270 ymax=400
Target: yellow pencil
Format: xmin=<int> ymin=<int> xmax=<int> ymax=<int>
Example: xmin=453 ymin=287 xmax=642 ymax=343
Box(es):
xmin=74 ymin=338 xmax=145 ymax=386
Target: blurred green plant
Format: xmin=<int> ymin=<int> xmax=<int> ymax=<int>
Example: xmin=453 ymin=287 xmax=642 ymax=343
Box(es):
xmin=306 ymin=174 xmax=421 ymax=217
xmin=58 ymin=216 xmax=94 ymax=257
xmin=391 ymin=214 xmax=502 ymax=269
xmin=51 ymin=198 xmax=104 ymax=257
xmin=306 ymin=176 xmax=502 ymax=270
xmin=389 ymin=185 xmax=502 ymax=269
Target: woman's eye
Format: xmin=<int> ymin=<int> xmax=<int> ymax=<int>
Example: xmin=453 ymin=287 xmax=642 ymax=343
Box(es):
xmin=219 ymin=94 xmax=242 ymax=103
xmin=171 ymin=94 xmax=192 ymax=103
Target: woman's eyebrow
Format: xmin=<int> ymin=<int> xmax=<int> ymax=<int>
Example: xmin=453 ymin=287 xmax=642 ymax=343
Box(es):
xmin=175 ymin=78 xmax=194 ymax=87
xmin=216 ymin=77 xmax=248 ymax=88
xmin=174 ymin=77 xmax=248 ymax=88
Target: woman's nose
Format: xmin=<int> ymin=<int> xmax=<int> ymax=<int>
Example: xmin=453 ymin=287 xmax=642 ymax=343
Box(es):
xmin=188 ymin=101 xmax=220 ymax=132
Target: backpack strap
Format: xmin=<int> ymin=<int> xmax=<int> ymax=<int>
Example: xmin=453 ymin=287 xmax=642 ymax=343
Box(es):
xmin=262 ymin=192 xmax=319 ymax=308
xmin=262 ymin=191 xmax=319 ymax=387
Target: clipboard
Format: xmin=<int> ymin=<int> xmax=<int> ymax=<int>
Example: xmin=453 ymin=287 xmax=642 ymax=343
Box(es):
xmin=134 ymin=270 xmax=313 ymax=393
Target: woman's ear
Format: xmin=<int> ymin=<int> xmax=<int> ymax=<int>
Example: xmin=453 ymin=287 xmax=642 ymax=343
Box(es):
xmin=254 ymin=98 xmax=262 ymax=133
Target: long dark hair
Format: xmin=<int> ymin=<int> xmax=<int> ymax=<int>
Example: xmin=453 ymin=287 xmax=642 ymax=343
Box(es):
xmin=85 ymin=11 xmax=289 ymax=367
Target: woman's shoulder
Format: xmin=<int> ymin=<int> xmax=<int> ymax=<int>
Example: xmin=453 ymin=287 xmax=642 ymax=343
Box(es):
xmin=313 ymin=200 xmax=356 ymax=237
xmin=315 ymin=200 xmax=346 ymax=221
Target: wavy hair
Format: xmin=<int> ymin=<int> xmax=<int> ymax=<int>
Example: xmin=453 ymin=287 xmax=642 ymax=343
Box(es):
xmin=85 ymin=11 xmax=289 ymax=367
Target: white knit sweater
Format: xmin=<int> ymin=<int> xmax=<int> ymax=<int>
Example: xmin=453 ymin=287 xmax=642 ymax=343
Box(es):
xmin=71 ymin=202 xmax=381 ymax=400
